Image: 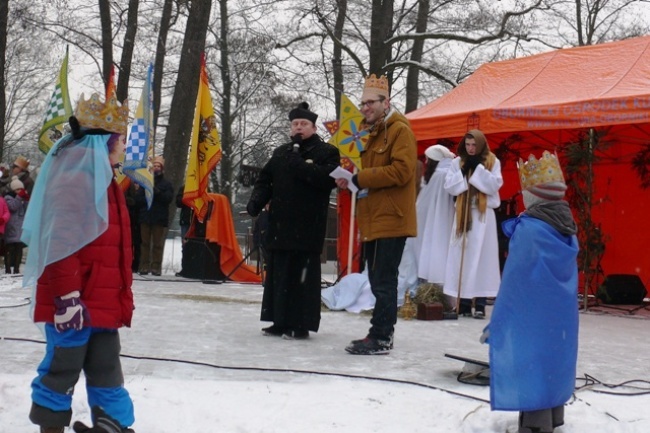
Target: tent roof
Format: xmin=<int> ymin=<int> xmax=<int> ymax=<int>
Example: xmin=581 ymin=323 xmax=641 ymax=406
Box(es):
xmin=407 ymin=36 xmax=650 ymax=147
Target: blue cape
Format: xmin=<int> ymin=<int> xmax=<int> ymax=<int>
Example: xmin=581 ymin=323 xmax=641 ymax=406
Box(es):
xmin=489 ymin=214 xmax=579 ymax=411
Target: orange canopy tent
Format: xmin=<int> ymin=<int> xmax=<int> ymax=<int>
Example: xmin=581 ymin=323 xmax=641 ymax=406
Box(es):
xmin=407 ymin=35 xmax=650 ymax=293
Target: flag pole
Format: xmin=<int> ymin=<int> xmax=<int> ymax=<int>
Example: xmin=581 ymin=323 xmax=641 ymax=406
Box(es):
xmin=346 ymin=167 xmax=358 ymax=275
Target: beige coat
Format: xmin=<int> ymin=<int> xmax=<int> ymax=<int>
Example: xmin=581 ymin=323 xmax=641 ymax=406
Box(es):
xmin=355 ymin=110 xmax=417 ymax=242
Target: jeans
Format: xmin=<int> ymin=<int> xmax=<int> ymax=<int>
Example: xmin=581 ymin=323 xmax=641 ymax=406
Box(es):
xmin=364 ymin=237 xmax=407 ymax=341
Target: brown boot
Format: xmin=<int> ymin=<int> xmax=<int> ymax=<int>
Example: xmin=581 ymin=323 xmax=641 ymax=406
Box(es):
xmin=40 ymin=427 xmax=64 ymax=433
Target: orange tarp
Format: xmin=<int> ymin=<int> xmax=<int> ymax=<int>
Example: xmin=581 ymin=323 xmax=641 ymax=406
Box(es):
xmin=203 ymin=193 xmax=262 ymax=283
xmin=406 ymin=36 xmax=650 ymax=292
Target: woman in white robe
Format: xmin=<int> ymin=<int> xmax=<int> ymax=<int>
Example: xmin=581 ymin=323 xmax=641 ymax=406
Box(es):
xmin=414 ymin=145 xmax=456 ymax=284
xmin=443 ymin=130 xmax=503 ymax=317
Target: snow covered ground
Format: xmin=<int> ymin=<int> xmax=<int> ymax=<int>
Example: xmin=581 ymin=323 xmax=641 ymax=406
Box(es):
xmin=1 ymin=238 xmax=649 ymax=432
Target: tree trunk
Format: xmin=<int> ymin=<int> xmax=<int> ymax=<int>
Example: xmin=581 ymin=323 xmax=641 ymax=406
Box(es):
xmin=163 ymin=0 xmax=212 ymax=224
xmin=218 ymin=0 xmax=232 ymax=201
xmin=116 ymin=0 xmax=139 ymax=102
xmin=405 ymin=0 xmax=429 ymax=113
xmin=368 ymin=0 xmax=394 ymax=77
xmin=332 ymin=0 xmax=347 ymax=114
xmin=0 ymin=0 xmax=8 ymax=161
xmin=153 ymin=0 xmax=174 ymax=130
xmin=98 ymin=0 xmax=113 ymax=88
xmin=575 ymin=0 xmax=584 ymax=46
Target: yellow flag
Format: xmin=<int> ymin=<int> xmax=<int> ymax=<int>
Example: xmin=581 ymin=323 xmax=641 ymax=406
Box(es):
xmin=182 ymin=57 xmax=222 ymax=222
xmin=328 ymin=94 xmax=367 ymax=169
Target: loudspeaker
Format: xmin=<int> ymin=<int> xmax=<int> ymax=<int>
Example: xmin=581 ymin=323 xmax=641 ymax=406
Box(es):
xmin=597 ymin=274 xmax=647 ymax=305
xmin=179 ymin=238 xmax=225 ymax=280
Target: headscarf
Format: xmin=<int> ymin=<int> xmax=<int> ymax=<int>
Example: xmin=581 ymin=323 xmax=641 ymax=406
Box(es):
xmin=455 ymin=129 xmax=496 ymax=237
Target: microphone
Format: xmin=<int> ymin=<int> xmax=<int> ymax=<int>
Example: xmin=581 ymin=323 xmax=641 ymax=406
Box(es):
xmin=293 ymin=143 xmax=300 ymax=153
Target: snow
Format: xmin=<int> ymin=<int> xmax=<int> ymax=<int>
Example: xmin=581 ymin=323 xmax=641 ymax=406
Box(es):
xmin=1 ymin=238 xmax=650 ymax=432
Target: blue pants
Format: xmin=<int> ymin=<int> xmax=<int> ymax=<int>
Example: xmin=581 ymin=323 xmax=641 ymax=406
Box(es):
xmin=364 ymin=237 xmax=407 ymax=340
xmin=30 ymin=324 xmax=134 ymax=428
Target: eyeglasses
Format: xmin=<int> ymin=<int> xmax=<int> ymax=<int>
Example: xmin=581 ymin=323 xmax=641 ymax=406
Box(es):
xmin=359 ymin=98 xmax=384 ymax=109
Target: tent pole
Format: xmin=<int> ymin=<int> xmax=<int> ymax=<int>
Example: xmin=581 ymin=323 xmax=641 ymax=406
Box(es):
xmin=583 ymin=128 xmax=595 ymax=312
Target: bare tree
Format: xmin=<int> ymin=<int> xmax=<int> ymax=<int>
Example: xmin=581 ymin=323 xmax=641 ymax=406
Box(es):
xmin=116 ymin=0 xmax=140 ymax=101
xmin=98 ymin=0 xmax=114 ymax=88
xmin=0 ymin=0 xmax=8 ymax=161
xmin=163 ymin=0 xmax=212 ymax=216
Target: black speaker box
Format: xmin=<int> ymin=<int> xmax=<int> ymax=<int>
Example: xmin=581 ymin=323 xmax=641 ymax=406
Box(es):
xmin=179 ymin=238 xmax=225 ymax=280
xmin=597 ymin=274 xmax=647 ymax=305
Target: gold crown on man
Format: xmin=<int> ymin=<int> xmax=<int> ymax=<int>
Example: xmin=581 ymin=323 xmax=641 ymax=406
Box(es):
xmin=518 ymin=151 xmax=565 ymax=190
xmin=363 ymin=74 xmax=389 ymax=99
xmin=74 ymin=91 xmax=129 ymax=135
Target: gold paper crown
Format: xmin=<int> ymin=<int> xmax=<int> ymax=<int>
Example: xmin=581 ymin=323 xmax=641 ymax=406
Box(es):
xmin=518 ymin=151 xmax=565 ymax=191
xmin=363 ymin=74 xmax=389 ymax=98
xmin=74 ymin=92 xmax=129 ymax=135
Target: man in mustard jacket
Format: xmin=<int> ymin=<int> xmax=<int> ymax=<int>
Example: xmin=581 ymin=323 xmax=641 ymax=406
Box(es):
xmin=335 ymin=74 xmax=417 ymax=355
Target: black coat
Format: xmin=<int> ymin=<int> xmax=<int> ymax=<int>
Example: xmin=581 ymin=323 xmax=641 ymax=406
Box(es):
xmin=135 ymin=172 xmax=174 ymax=226
xmin=248 ymin=134 xmax=339 ymax=253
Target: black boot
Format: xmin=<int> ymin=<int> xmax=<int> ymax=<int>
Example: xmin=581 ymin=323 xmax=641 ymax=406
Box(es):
xmin=73 ymin=406 xmax=134 ymax=433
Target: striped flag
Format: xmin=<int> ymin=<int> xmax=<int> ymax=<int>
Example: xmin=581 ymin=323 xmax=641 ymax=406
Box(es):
xmin=328 ymin=94 xmax=367 ymax=169
xmin=182 ymin=55 xmax=222 ymax=222
xmin=38 ymin=47 xmax=73 ymax=155
xmin=124 ymin=63 xmax=155 ymax=209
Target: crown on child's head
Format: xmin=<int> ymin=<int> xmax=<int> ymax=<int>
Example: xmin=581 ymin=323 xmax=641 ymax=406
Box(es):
xmin=74 ymin=89 xmax=129 ymax=135
xmin=518 ymin=151 xmax=566 ymax=191
xmin=362 ymin=74 xmax=389 ymax=99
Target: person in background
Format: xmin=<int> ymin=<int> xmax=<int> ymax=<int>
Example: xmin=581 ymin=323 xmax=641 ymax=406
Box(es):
xmin=12 ymin=155 xmax=35 ymax=195
xmin=0 ymin=163 xmax=12 ymax=196
xmin=443 ymin=130 xmax=502 ymax=318
xmin=124 ymin=182 xmax=142 ymax=272
xmin=136 ymin=156 xmax=173 ymax=276
xmin=483 ymin=151 xmax=578 ymax=433
xmin=4 ymin=176 xmax=29 ymax=274
xmin=334 ymin=74 xmax=417 ymax=355
xmin=23 ymin=87 xmax=136 ymax=432
xmin=247 ymin=102 xmax=339 ymax=340
xmin=174 ymin=183 xmax=193 ymax=277
xmin=414 ymin=144 xmax=456 ymax=286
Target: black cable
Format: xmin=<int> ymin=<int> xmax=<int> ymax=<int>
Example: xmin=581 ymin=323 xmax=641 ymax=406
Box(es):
xmin=0 ymin=298 xmax=30 ymax=308
xmin=1 ymin=336 xmax=488 ymax=404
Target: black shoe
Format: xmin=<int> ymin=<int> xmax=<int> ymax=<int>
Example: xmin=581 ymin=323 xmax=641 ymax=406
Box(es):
xmin=151 ymin=271 xmax=161 ymax=277
xmin=73 ymin=406 xmax=134 ymax=433
xmin=345 ymin=336 xmax=391 ymax=355
xmin=138 ymin=271 xmax=149 ymax=276
xmin=282 ymin=329 xmax=309 ymax=340
xmin=261 ymin=325 xmax=285 ymax=337
xmin=473 ymin=311 xmax=486 ymax=319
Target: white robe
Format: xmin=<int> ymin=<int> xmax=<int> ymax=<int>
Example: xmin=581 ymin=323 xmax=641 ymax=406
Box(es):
xmin=413 ymin=158 xmax=455 ymax=284
xmin=443 ymin=157 xmax=503 ymax=299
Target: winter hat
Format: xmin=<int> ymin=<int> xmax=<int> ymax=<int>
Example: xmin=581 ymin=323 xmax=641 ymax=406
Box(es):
xmin=13 ymin=156 xmax=30 ymax=171
xmin=153 ymin=156 xmax=165 ymax=168
xmin=425 ymin=144 xmax=455 ymax=161
xmin=10 ymin=175 xmax=24 ymax=192
xmin=289 ymin=102 xmax=318 ymax=124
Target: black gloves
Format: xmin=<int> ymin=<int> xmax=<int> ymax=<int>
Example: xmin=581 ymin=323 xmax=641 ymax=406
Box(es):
xmin=247 ymin=200 xmax=260 ymax=217
xmin=461 ymin=155 xmax=482 ymax=177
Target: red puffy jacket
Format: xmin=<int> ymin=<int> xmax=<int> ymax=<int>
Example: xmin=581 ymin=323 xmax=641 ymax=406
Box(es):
xmin=33 ymin=181 xmax=134 ymax=328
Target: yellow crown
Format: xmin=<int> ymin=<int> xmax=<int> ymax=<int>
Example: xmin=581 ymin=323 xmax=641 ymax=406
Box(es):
xmin=518 ymin=151 xmax=565 ymax=191
xmin=74 ymin=92 xmax=129 ymax=135
xmin=363 ymin=74 xmax=389 ymax=98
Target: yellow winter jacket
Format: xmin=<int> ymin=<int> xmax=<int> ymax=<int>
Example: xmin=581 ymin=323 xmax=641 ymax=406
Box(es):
xmin=355 ymin=110 xmax=417 ymax=242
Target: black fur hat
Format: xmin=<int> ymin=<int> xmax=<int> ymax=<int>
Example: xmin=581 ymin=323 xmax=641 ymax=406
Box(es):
xmin=289 ymin=102 xmax=318 ymax=123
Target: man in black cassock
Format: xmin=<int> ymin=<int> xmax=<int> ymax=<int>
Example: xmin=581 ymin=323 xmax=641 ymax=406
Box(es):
xmin=246 ymin=102 xmax=339 ymax=340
